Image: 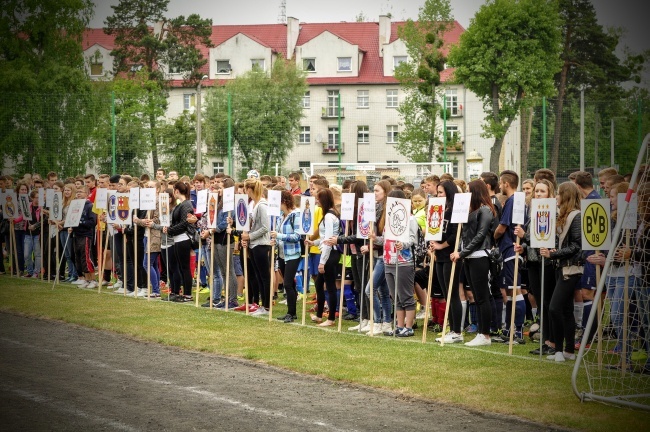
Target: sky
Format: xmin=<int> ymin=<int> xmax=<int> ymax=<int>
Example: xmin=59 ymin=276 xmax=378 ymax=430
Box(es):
xmin=90 ymin=0 xmax=646 ymax=58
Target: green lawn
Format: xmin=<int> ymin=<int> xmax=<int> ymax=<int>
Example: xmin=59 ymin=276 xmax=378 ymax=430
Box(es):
xmin=0 ymin=276 xmax=647 ymax=431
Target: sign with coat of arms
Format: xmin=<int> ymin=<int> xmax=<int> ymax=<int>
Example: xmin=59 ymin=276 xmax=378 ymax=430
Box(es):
xmin=425 ymin=197 xmax=446 ymax=241
xmin=530 ymin=198 xmax=556 ymax=249
xmin=106 ymin=192 xmax=131 ymax=225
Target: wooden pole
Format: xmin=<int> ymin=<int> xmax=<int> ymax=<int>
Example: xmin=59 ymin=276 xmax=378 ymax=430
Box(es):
xmin=134 ymin=223 xmax=139 ymax=299
xmin=621 ymin=230 xmax=631 ymax=375
xmin=40 ymin=206 xmax=44 ymax=280
xmin=269 ymin=218 xmax=275 ymax=322
xmin=508 ymin=234 xmax=522 ymax=355
xmin=52 ymin=232 xmax=69 ymax=290
xmin=8 ymin=221 xmax=14 ymax=277
xmin=11 ymin=221 xmax=18 ymax=277
xmin=99 ymin=226 xmax=110 ymax=294
xmin=243 ymin=247 xmax=250 ymax=315
xmin=539 ymin=257 xmax=546 ymax=360
xmin=358 ymin=245 xmax=366 ymax=333
xmin=368 ymin=221 xmax=375 ymax=337
xmin=301 ymin=249 xmax=309 ymax=325
xmin=146 ymin=211 xmax=151 ymax=300
xmin=122 ymin=230 xmax=127 ymax=297
xmin=337 ymin=222 xmax=349 ymax=332
xmin=97 ymin=220 xmax=103 ymax=294
xmin=55 ymin=229 xmax=59 ymax=285
xmin=392 ymin=258 xmax=399 ymax=335
xmin=225 ymin=214 xmax=231 ymax=311
xmin=195 ymin=235 xmax=201 ymax=307
xmin=421 ymin=253 xmax=435 ymax=343
xmin=440 ymin=224 xmax=463 ymax=346
xmin=209 ymin=231 xmax=214 ymax=310
xmin=47 ymin=223 xmax=52 ymax=282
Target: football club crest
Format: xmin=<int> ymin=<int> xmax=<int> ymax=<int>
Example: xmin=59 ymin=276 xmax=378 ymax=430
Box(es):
xmin=117 ymin=195 xmax=130 ymax=221
xmin=51 ymin=192 xmax=62 ymax=221
xmin=356 ymin=200 xmax=370 ymax=239
xmin=385 ymin=197 xmax=411 ymax=243
xmin=4 ymin=194 xmax=16 ymax=218
xmin=530 ymin=198 xmax=556 ymax=249
xmin=108 ymin=193 xmax=117 ymax=222
xmin=159 ymin=193 xmax=170 ymax=227
xmin=535 ymin=210 xmax=551 ymax=241
xmin=207 ymin=193 xmax=218 ymax=228
xmin=426 ymin=198 xmax=446 ymax=241
xmin=18 ymin=194 xmax=31 ymax=221
xmin=301 ymin=199 xmax=312 ymax=233
xmin=235 ymin=194 xmax=250 ymax=231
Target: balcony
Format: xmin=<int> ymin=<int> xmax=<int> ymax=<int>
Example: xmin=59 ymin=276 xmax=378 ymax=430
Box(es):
xmin=439 ymin=141 xmax=464 ymax=153
xmin=321 ymin=106 xmax=345 ymax=119
xmin=322 ymin=142 xmax=345 ymax=155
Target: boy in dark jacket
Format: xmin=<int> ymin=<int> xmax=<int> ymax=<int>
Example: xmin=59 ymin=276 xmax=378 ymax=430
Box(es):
xmin=71 ymin=186 xmax=97 ymax=289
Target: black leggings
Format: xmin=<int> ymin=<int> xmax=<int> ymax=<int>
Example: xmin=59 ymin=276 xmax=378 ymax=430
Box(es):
xmin=528 ymin=261 xmax=556 ymax=343
xmin=350 ymin=254 xmax=369 ymax=320
xmin=279 ymin=258 xmax=301 ymax=316
xmin=249 ymin=245 xmax=271 ymax=308
xmin=315 ymin=250 xmax=341 ymax=321
xmin=549 ymin=270 xmax=580 ymax=353
xmin=463 ymin=257 xmax=492 ymax=335
xmin=437 ymin=260 xmax=461 ymax=333
xmin=174 ymin=240 xmax=193 ymax=296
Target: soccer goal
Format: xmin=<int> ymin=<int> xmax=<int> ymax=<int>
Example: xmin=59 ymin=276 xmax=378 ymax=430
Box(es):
xmin=572 ymin=133 xmax=650 ymax=411
xmin=310 ymin=162 xmax=452 ymax=188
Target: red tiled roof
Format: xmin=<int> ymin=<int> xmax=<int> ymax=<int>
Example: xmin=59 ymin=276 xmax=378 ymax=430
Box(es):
xmin=210 ymin=24 xmax=287 ymax=57
xmin=82 ymin=28 xmax=115 ymax=50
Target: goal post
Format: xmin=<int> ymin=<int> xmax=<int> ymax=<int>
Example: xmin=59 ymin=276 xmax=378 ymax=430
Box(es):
xmin=572 ymin=133 xmax=650 ymax=411
xmin=310 ymin=162 xmax=453 ymax=188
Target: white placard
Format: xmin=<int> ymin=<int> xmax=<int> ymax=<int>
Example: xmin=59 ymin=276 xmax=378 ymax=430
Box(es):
xmin=234 ymin=194 xmax=250 ymax=231
xmin=222 ymin=186 xmax=235 ymax=212
xmin=64 ymin=199 xmax=86 ymax=228
xmin=95 ymin=188 xmax=108 ymax=210
xmin=341 ymin=193 xmax=355 ymax=221
xmin=581 ymin=199 xmax=611 ymax=251
xmin=530 ymin=198 xmax=556 ymax=249
xmin=139 ymin=188 xmax=156 ymax=210
xmin=450 ymin=193 xmax=471 ymax=223
xmin=207 ymin=192 xmax=219 ymax=228
xmin=38 ymin=188 xmax=45 ymax=208
xmin=46 ymin=188 xmax=54 ymax=208
xmin=50 ymin=192 xmax=63 ymax=221
xmin=18 ymin=194 xmax=31 ymax=221
xmin=512 ymin=191 xmax=526 ymax=225
xmin=267 ymin=190 xmax=281 ymax=217
xmin=425 ymin=197 xmax=446 ymax=241
xmin=3 ymin=191 xmax=17 ymax=219
xmin=362 ymin=193 xmax=376 ymax=223
xmin=195 ymin=189 xmax=208 ymax=214
xmin=356 ymin=200 xmax=370 ymax=239
xmin=158 ymin=193 xmax=170 ymax=227
xmin=129 ymin=187 xmax=140 ymax=209
xmin=106 ymin=192 xmax=131 ymax=225
xmin=618 ymin=193 xmax=638 ymax=230
xmin=385 ymin=197 xmax=411 ymax=242
xmin=298 ymin=196 xmax=316 ymax=235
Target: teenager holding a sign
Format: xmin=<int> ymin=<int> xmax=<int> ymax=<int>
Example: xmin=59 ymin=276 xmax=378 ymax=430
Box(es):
xmin=451 ymin=180 xmax=497 ymax=347
xmin=13 ymin=182 xmax=28 ymax=275
xmin=71 ymin=187 xmax=97 ymax=289
xmin=306 ymin=188 xmax=341 ymax=326
xmin=19 ymin=190 xmax=42 ymax=278
xmin=541 ymin=182 xmax=583 ymax=362
xmin=212 ymin=179 xmax=238 ymax=309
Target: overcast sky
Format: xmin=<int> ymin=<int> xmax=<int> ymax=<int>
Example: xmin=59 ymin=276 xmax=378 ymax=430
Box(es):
xmin=90 ymin=0 xmax=645 ymax=56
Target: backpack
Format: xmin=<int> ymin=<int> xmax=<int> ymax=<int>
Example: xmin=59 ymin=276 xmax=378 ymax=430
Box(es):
xmin=411 ymin=223 xmax=428 ymax=268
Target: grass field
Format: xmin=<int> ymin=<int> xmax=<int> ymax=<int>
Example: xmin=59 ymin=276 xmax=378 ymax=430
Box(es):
xmin=0 ymin=276 xmax=647 ymax=431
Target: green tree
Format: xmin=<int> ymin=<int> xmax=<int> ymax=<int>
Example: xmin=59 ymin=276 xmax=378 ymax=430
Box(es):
xmin=0 ymin=0 xmax=99 ymax=177
xmin=90 ymin=72 xmax=166 ymax=175
xmin=105 ymin=0 xmax=213 ymax=170
xmin=394 ymin=0 xmax=452 ymax=163
xmin=203 ymin=59 xmax=306 ymax=176
xmin=158 ymin=111 xmax=199 ymax=176
xmin=448 ymin=0 xmax=563 ymax=173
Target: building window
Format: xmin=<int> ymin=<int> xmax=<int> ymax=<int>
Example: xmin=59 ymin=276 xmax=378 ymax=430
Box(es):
xmin=251 ymin=59 xmax=265 ymax=71
xmin=386 ymin=89 xmax=398 ymax=108
xmin=357 ymin=126 xmax=369 ymax=144
xmin=445 ymin=89 xmax=459 ymax=116
xmin=393 ymin=56 xmax=407 ymax=69
xmin=183 ymin=93 xmax=196 ymax=110
xmin=299 ymin=126 xmax=311 ymax=144
xmin=387 ymin=125 xmax=399 ymax=143
xmin=452 ymin=161 xmax=459 ymax=178
xmin=90 ymin=62 xmax=103 ymax=76
xmin=303 ymin=58 xmax=316 ymax=72
xmin=357 ymin=160 xmax=369 ymax=164
xmin=357 ymin=90 xmax=369 ymax=108
xmin=298 ymin=161 xmax=310 ymax=169
xmin=302 ymin=91 xmax=310 ymax=108
xmin=446 ymin=125 xmax=459 ymax=141
xmin=338 ymin=57 xmax=351 ymax=71
xmin=328 ymin=127 xmax=340 ymax=146
xmin=326 ymin=90 xmax=340 ymax=117
xmin=213 ymin=161 xmax=224 ymax=175
xmin=216 ymin=60 xmax=231 ymax=74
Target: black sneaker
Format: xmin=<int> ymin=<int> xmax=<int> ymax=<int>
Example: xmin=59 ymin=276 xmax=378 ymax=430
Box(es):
xmin=201 ymin=301 xmax=215 ymax=308
xmin=342 ymin=313 xmax=358 ymax=321
xmin=395 ymin=327 xmax=414 ymax=338
xmin=277 ymin=314 xmax=296 ymax=323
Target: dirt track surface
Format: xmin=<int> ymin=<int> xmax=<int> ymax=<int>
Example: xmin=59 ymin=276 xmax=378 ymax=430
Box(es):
xmin=0 ymin=313 xmax=559 ymax=431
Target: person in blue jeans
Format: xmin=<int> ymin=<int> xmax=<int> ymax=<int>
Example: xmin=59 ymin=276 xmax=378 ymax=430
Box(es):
xmin=21 ymin=191 xmax=42 ymax=277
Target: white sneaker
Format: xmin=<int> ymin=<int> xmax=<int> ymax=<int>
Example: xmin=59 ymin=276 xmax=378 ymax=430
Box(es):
xmin=278 ymin=299 xmax=287 ymax=305
xmin=71 ymin=279 xmax=87 ymax=285
xmin=111 ymin=280 xmax=123 ymax=289
xmin=114 ymin=287 xmax=125 ymax=294
xmin=366 ymin=323 xmax=383 ymax=336
xmin=381 ymin=322 xmax=392 ymax=333
xmin=359 ymin=322 xmax=373 ymax=333
xmin=548 ymin=352 xmax=565 ymax=362
xmin=436 ymin=331 xmax=464 ymax=344
xmin=138 ymin=288 xmax=148 ymax=297
xmin=86 ymin=281 xmax=98 ymax=289
xmin=251 ymin=306 xmax=268 ymax=316
xmin=126 ymin=290 xmax=136 ymax=297
xmin=464 ymin=334 xmax=491 ymax=347
xmin=349 ymin=319 xmax=368 ymax=331
xmin=77 ymin=281 xmax=89 ymax=289
xmin=563 ymin=352 xmax=575 ymax=361
xmin=415 ymin=309 xmax=427 ymax=320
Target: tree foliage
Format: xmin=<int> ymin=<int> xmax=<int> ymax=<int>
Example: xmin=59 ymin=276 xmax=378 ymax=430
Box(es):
xmin=203 ymin=59 xmax=306 ymax=176
xmin=0 ymin=0 xmax=99 ymax=177
xmin=158 ymin=111 xmax=199 ymax=176
xmin=448 ymin=0 xmax=563 ymax=173
xmin=394 ymin=0 xmax=452 ymax=163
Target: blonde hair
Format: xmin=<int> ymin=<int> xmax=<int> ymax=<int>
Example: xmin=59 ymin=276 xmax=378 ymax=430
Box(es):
xmin=244 ymin=178 xmax=263 ymax=202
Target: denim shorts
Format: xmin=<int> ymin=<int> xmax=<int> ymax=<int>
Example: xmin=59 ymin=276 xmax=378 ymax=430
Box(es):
xmin=308 ymin=253 xmax=321 ymax=277
xmin=233 ymin=254 xmax=243 ymax=276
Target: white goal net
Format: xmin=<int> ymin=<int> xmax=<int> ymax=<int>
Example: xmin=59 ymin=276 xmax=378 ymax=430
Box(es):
xmin=572 ymin=133 xmax=650 ymax=411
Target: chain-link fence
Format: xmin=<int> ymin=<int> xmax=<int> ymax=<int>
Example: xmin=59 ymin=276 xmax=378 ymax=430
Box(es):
xmin=1 ymin=90 xmax=646 ymax=183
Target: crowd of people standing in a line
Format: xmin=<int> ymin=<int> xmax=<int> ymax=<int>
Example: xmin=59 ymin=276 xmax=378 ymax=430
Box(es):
xmin=0 ymin=165 xmax=648 ymax=369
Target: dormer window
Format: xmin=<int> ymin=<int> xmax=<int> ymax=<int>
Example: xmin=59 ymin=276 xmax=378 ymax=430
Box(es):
xmin=337 ymin=57 xmax=351 ymax=72
xmin=90 ymin=62 xmax=103 ymax=76
xmin=393 ymin=56 xmax=407 ymax=69
xmin=217 ymin=60 xmax=231 ymax=74
xmin=303 ymin=58 xmax=316 ymax=72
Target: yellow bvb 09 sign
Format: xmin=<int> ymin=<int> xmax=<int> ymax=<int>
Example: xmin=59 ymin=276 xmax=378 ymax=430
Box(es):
xmin=580 ymin=199 xmax=611 ymax=251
